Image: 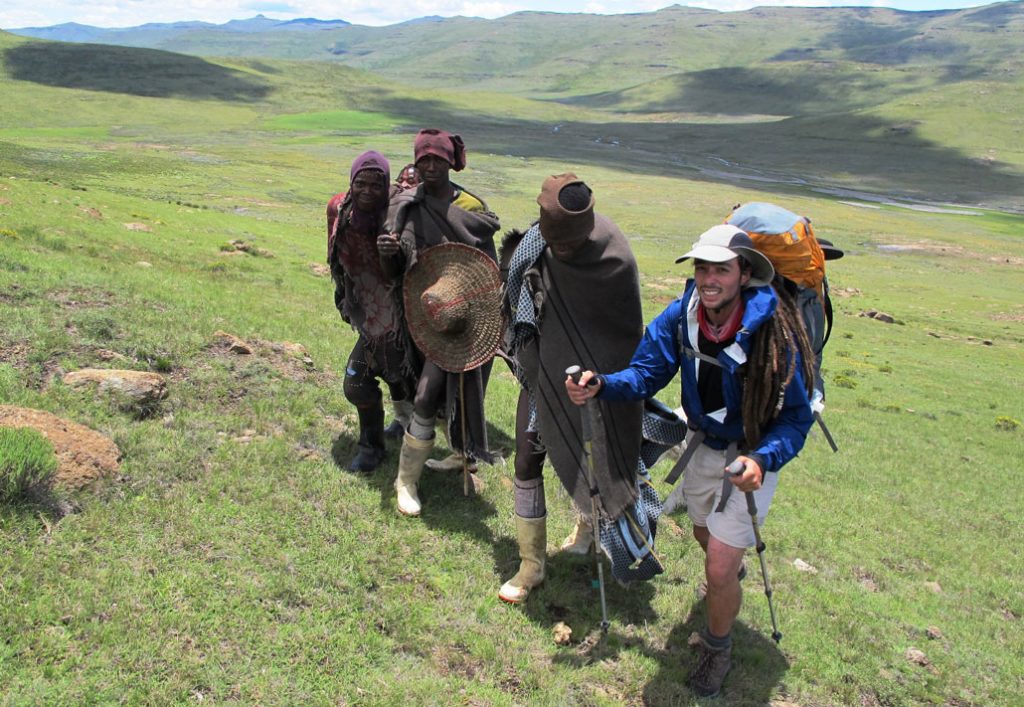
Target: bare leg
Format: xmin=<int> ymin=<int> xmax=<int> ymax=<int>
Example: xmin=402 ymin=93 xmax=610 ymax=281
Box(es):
xmin=693 ymin=524 xmax=710 ymax=553
xmin=704 ymin=536 xmax=746 ymax=638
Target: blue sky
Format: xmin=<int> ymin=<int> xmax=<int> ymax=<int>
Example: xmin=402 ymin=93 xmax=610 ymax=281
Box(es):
xmin=0 ymin=0 xmax=999 ymax=30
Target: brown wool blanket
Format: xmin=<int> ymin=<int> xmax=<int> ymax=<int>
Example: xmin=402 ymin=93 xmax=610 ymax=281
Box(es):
xmin=516 ymin=214 xmax=644 ymax=520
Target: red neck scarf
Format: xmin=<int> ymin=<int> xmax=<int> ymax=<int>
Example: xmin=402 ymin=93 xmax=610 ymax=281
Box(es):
xmin=698 ymin=300 xmax=744 ymax=343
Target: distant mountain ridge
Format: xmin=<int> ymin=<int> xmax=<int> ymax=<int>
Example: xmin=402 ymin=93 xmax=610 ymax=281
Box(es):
xmin=9 ymin=14 xmax=350 ymax=41
xmin=7 ymin=3 xmax=1022 ymax=100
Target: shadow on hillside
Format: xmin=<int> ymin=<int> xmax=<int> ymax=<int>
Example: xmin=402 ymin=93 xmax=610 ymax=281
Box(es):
xmin=562 ymin=64 xmax=910 ymax=116
xmin=329 ymin=418 xmax=514 ymax=547
xmin=2 ymin=42 xmax=271 ymax=101
xmin=373 ymin=92 xmax=1024 ymax=209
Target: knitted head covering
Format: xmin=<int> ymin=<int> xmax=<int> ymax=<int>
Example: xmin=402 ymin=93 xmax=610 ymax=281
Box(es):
xmin=414 ymin=129 xmax=467 ymax=171
xmin=537 ymin=173 xmax=595 ymax=245
xmin=349 ymin=150 xmax=390 ymax=185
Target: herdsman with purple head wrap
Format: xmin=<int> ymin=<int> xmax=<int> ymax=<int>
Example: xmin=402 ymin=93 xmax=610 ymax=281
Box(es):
xmin=326 ymin=151 xmax=419 ymax=473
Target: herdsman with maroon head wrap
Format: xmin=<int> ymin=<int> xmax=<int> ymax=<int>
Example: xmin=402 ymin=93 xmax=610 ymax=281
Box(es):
xmin=378 ymin=129 xmax=500 ymax=517
xmin=498 ymin=173 xmax=662 ymax=604
xmin=326 ymin=151 xmax=419 ymax=473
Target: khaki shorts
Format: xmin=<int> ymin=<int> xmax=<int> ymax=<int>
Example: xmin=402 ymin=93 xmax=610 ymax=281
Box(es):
xmin=681 ymin=431 xmax=778 ymax=549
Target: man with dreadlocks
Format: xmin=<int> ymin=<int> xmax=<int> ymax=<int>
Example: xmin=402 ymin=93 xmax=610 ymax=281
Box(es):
xmin=567 ymin=224 xmax=814 ymax=699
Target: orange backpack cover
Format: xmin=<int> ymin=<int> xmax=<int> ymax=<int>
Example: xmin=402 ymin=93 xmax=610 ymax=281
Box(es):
xmin=725 ymin=202 xmax=826 ymax=302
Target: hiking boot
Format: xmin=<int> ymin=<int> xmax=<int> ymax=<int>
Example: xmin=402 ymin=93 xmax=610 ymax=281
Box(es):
xmin=695 ymin=563 xmax=747 ymax=601
xmin=687 ymin=639 xmax=732 ymax=698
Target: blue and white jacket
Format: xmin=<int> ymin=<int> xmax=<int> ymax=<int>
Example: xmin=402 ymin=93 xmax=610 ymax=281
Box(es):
xmin=599 ymin=280 xmax=813 ymax=473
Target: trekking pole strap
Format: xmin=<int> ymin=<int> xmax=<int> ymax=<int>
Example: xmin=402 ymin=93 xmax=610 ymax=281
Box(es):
xmin=712 ymin=446 xmax=742 ymax=513
xmin=664 ymin=430 xmax=704 ymax=485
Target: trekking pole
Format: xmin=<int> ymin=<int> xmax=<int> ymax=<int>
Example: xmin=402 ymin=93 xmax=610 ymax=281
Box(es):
xmin=566 ymin=365 xmax=610 ymax=633
xmin=459 ymin=372 xmax=469 ymax=496
xmin=813 ymin=411 xmax=839 ymax=453
xmin=726 ymin=459 xmax=783 ymax=643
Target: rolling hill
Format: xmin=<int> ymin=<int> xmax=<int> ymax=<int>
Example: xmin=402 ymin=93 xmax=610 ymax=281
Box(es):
xmin=3 ymin=6 xmax=1022 ymax=213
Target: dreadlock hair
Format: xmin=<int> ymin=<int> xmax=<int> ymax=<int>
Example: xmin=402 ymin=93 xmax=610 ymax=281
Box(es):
xmin=741 ymin=274 xmax=817 ymax=449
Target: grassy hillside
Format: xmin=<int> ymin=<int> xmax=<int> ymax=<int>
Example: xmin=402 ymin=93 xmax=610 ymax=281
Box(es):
xmin=3 ymin=28 xmax=1022 ymax=213
xmin=6 ymin=1 xmax=1024 ymax=215
xmin=1 ymin=32 xmax=1023 ymax=706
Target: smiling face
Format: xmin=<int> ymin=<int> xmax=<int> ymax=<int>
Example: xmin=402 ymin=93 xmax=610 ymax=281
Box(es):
xmin=693 ymin=257 xmax=751 ymax=319
xmin=350 ymin=169 xmax=387 ymax=213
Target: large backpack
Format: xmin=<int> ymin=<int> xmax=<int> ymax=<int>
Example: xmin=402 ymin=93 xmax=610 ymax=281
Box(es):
xmin=725 ymin=202 xmax=832 ymax=358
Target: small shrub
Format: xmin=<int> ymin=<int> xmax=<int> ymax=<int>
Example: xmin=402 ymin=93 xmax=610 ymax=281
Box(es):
xmin=995 ymin=416 xmax=1020 ymax=432
xmin=0 ymin=228 xmax=19 ymax=239
xmin=878 ymin=364 xmax=893 ymax=374
xmin=0 ymin=427 xmax=58 ymax=501
xmin=833 ymin=374 xmax=857 ymax=389
xmin=881 ymin=404 xmax=902 ymax=413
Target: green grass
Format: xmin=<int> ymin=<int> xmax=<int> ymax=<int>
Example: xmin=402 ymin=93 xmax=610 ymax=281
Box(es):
xmin=1 ymin=30 xmax=1023 ymax=707
xmin=0 ymin=427 xmax=58 ymax=501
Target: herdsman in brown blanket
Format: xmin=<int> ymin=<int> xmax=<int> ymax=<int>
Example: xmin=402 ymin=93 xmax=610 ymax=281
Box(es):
xmin=498 ymin=173 xmax=651 ymax=603
xmin=378 ymin=128 xmax=500 ymax=517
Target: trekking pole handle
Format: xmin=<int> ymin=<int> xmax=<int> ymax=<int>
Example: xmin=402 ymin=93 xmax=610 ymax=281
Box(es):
xmin=726 ymin=459 xmax=759 ymax=517
xmin=566 ymin=365 xmax=599 ymax=387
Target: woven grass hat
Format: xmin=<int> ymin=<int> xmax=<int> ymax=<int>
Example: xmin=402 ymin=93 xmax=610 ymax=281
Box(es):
xmin=403 ymin=243 xmax=503 ymax=373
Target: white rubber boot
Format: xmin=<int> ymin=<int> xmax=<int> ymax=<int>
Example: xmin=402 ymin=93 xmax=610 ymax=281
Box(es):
xmin=394 ymin=432 xmax=433 ymax=517
xmin=498 ymin=515 xmax=547 ymax=604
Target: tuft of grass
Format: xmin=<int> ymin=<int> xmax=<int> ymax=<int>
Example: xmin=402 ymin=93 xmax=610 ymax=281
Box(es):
xmin=0 ymin=427 xmax=58 ymax=501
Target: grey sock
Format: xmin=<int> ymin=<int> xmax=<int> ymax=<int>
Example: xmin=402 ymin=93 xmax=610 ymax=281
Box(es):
xmin=409 ymin=413 xmax=435 ymax=440
xmin=514 ymin=477 xmax=545 ymax=519
xmin=701 ymin=628 xmax=732 ymax=651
